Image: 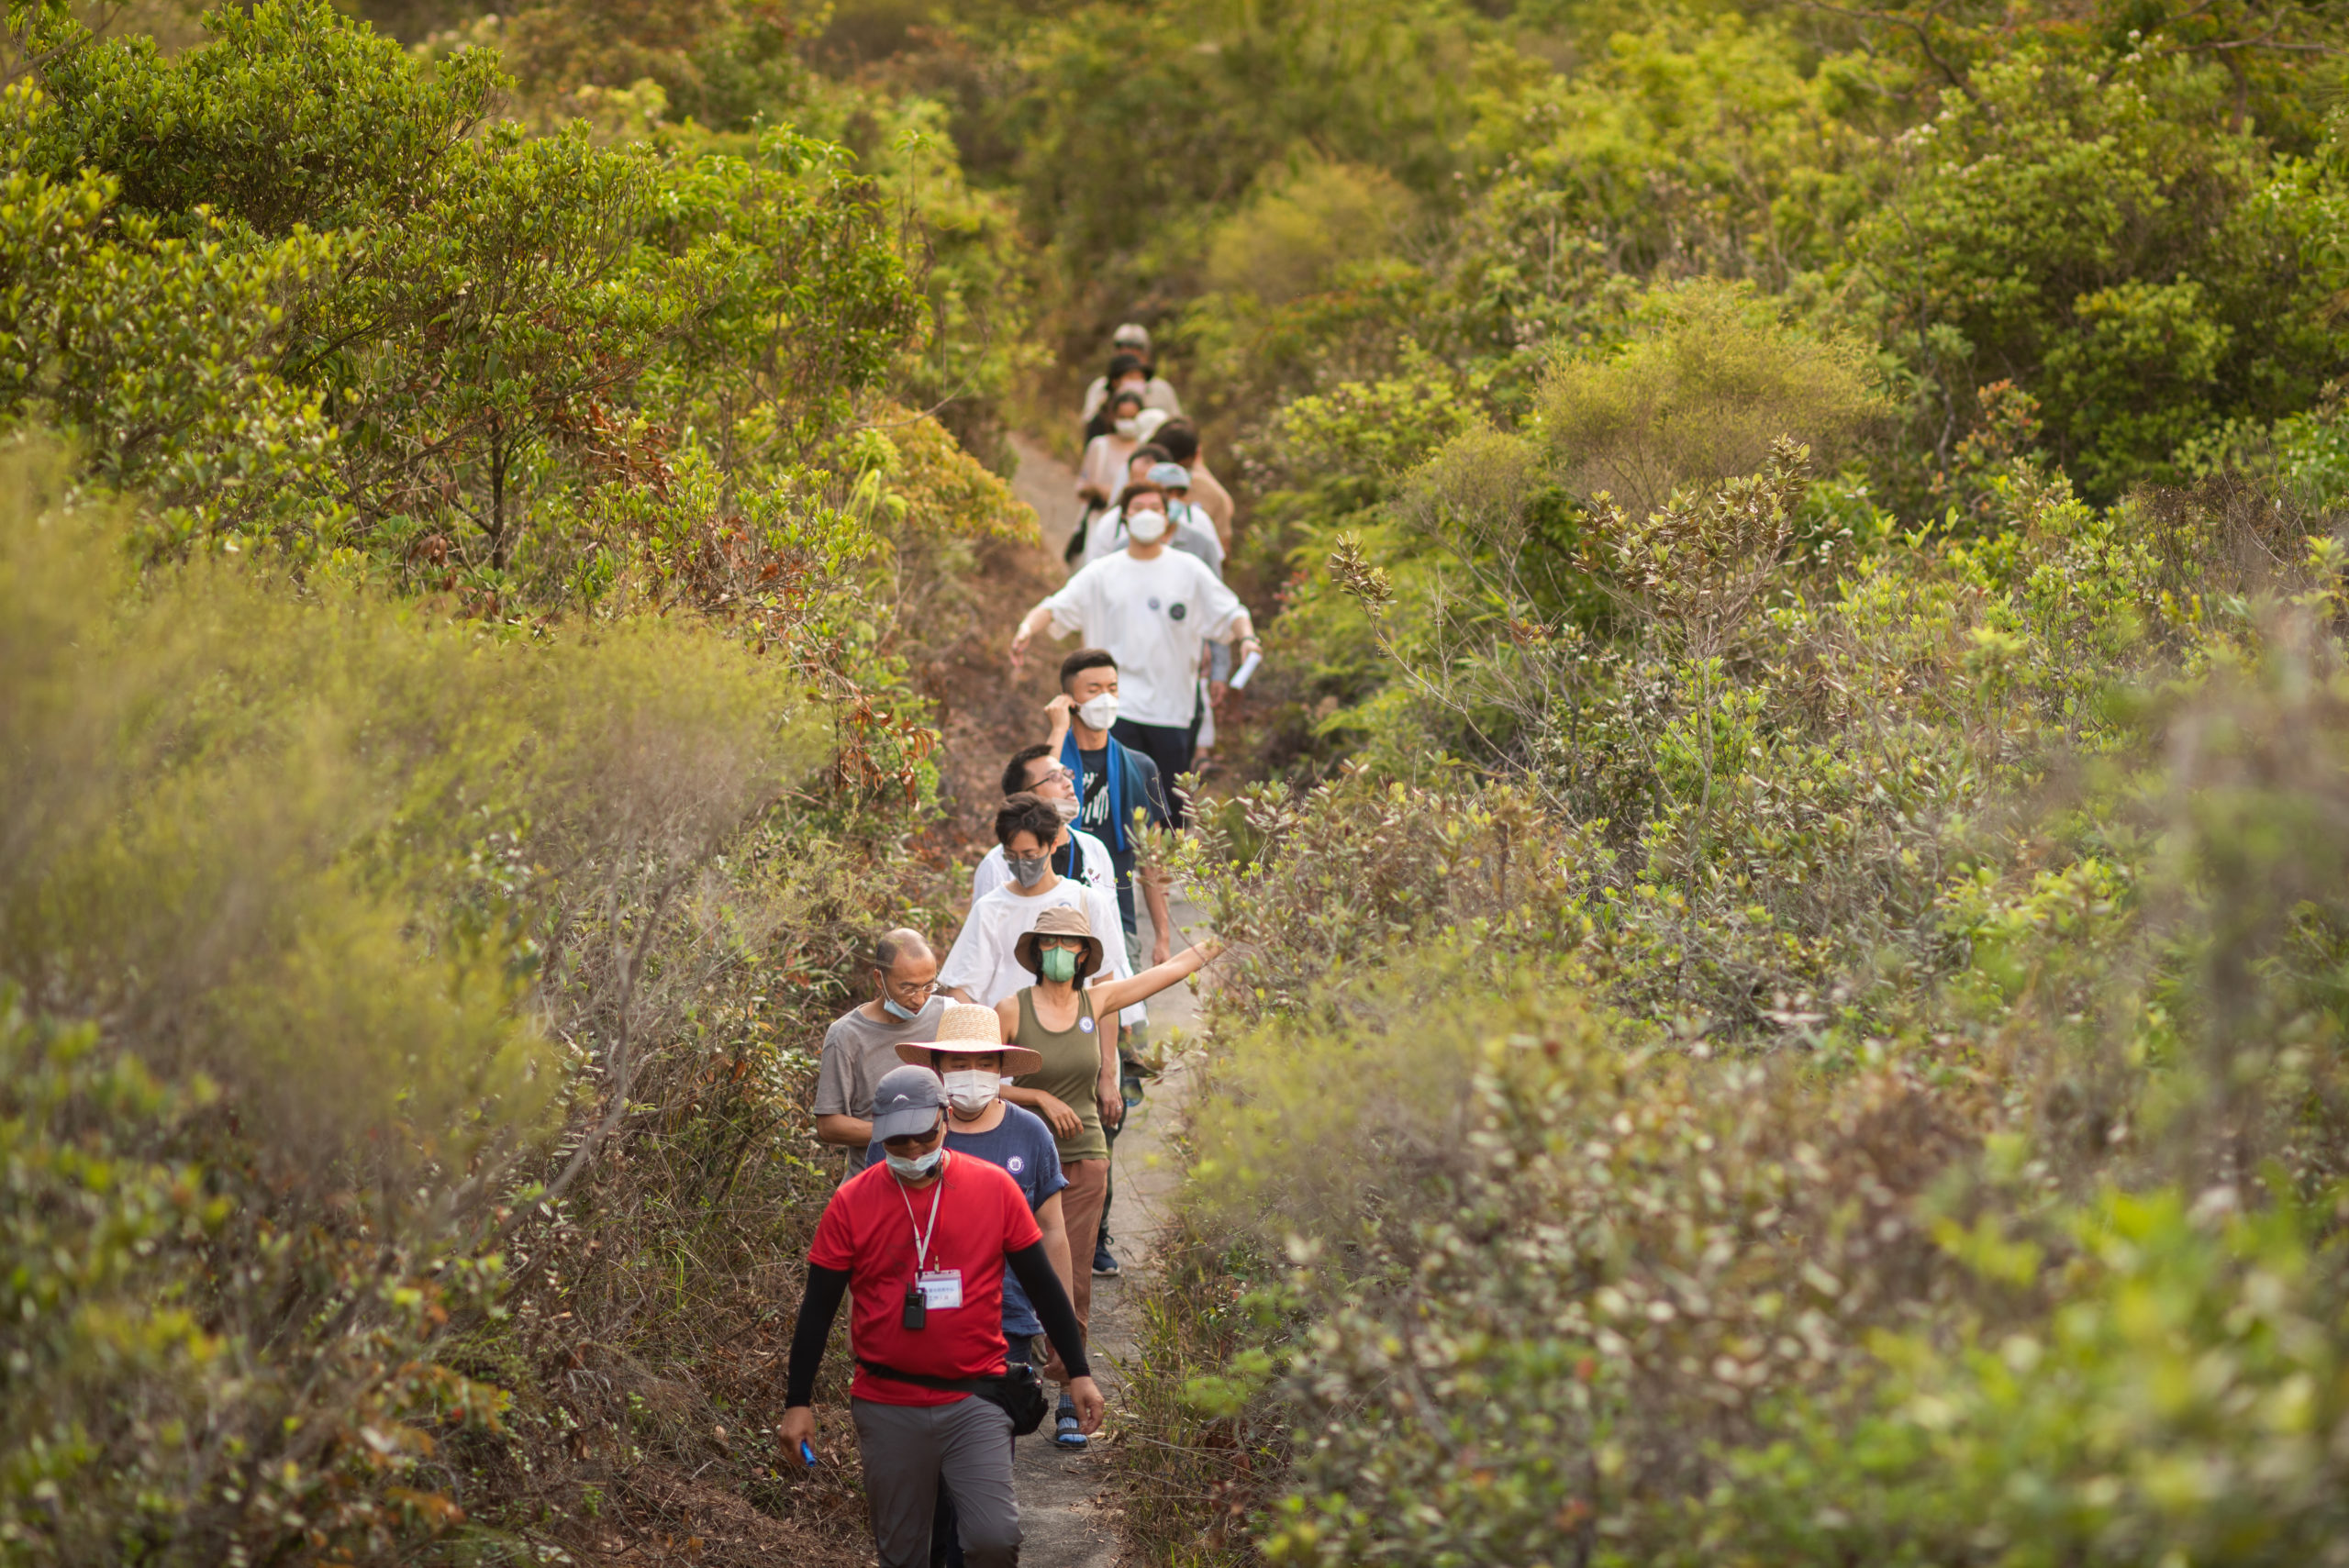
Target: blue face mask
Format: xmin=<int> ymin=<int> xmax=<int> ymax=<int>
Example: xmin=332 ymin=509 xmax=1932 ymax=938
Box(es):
xmin=880 ymin=991 xmax=922 ymax=1022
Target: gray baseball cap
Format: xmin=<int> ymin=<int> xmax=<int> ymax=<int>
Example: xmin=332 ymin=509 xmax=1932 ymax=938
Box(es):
xmin=870 ymin=1064 xmax=948 ymax=1141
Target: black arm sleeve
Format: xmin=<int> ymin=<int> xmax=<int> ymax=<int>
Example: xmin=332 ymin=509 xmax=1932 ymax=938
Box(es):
xmin=1008 ymin=1241 xmax=1091 ymax=1379
xmin=784 ymin=1263 xmax=852 ymax=1407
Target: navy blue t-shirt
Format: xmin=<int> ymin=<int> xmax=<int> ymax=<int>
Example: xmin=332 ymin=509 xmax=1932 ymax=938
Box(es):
xmin=869 ymin=1102 xmax=1067 ymax=1336
xmin=1074 ymin=741 xmax=1172 ymax=937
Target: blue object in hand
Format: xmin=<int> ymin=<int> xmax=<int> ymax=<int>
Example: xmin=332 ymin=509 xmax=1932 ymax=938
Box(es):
xmin=800 ymin=1440 xmax=818 ymax=1469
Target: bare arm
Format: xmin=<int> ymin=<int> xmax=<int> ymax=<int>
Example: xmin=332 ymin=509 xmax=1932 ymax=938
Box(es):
xmin=815 ymin=1113 xmax=873 ymax=1147
xmin=1044 ymin=693 xmax=1074 ymax=752
xmin=1009 ymin=603 xmax=1057 ymax=670
xmin=1143 ymin=867 xmax=1174 ymax=967
xmin=1004 ymin=1084 xmax=1082 ymax=1140
xmin=1086 ymin=940 xmax=1221 ymax=1018
xmin=1096 ymin=1010 xmax=1121 ymax=1133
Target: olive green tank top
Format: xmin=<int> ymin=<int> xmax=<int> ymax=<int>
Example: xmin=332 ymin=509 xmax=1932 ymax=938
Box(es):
xmin=1011 ymin=986 xmax=1109 ymax=1162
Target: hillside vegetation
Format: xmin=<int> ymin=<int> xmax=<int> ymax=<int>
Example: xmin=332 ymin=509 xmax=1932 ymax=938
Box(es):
xmin=7 ymin=0 xmax=2349 ymax=1564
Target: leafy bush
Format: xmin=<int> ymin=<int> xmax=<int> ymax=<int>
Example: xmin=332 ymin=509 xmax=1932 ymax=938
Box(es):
xmin=1539 ymin=281 xmax=1884 ymax=517
xmin=1123 ymin=417 xmax=2349 ymax=1565
xmin=1852 ymin=52 xmax=2349 ymax=501
xmin=0 ymin=436 xmax=841 ymax=1560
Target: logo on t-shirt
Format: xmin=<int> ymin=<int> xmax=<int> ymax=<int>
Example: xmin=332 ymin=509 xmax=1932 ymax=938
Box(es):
xmin=1170 ymin=601 xmax=1188 ymax=621
xmin=1007 ymin=1155 xmax=1026 ymax=1173
xmin=1146 ymin=595 xmax=1162 ymax=612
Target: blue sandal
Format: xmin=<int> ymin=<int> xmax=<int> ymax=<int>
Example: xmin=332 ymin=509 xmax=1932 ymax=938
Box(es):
xmin=1053 ymin=1410 xmax=1087 ymax=1450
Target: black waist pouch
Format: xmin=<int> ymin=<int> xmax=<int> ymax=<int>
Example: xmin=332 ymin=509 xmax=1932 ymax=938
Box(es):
xmin=858 ymin=1359 xmax=1051 ymax=1437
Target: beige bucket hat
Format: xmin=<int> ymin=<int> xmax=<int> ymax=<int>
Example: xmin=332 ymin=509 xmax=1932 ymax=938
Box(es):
xmin=1012 ymin=903 xmax=1105 ymax=984
xmin=896 ymin=1000 xmax=1044 ymax=1075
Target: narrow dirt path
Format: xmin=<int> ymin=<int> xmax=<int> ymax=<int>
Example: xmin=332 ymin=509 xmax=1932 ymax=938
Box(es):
xmin=1008 ymin=433 xmax=1086 ymax=555
xmin=1000 ymin=433 xmax=1199 ymax=1567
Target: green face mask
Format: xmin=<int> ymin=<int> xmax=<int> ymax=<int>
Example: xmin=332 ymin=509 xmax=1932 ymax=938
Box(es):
xmin=1041 ymin=946 xmax=1078 ymax=984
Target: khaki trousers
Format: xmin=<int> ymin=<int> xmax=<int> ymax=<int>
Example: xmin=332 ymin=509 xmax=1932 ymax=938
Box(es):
xmin=1058 ymin=1158 xmax=1109 ymax=1334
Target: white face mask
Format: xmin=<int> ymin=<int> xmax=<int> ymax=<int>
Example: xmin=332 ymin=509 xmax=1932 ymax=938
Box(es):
xmin=1114 ymin=417 xmax=1141 ymax=439
xmin=1077 ymin=692 xmax=1119 ymax=730
xmin=885 ymin=1144 xmax=945 ymax=1181
xmin=1126 ymin=507 xmax=1169 ymax=544
xmin=1051 ymin=795 xmax=1080 ymax=824
xmin=943 ymin=1068 xmax=999 ymax=1116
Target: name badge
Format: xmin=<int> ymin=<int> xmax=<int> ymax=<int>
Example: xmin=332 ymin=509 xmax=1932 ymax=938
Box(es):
xmin=1079 ymin=1017 xmax=1096 ymax=1033
xmin=917 ymin=1270 xmax=963 ymax=1310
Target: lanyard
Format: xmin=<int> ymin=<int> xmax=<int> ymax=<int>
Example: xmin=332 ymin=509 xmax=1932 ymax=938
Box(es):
xmin=895 ymin=1151 xmax=948 ymax=1272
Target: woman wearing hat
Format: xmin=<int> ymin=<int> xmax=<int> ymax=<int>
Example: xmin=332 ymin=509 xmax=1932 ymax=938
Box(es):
xmin=993 ymin=907 xmax=1219 ymax=1370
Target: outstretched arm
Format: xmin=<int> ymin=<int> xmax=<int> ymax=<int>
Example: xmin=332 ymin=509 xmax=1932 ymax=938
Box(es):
xmin=1085 ymin=939 xmax=1222 ymax=1018
xmin=778 ymin=1262 xmax=852 ymax=1450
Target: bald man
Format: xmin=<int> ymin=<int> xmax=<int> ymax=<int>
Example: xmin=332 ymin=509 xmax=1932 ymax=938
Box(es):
xmin=813 ymin=929 xmax=947 ymax=1158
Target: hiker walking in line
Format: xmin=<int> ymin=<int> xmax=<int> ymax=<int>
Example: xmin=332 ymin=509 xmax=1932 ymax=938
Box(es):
xmin=877 ymin=1004 xmax=1072 ymax=1568
xmin=1037 ymin=653 xmax=1174 ymax=1282
xmin=970 ymin=744 xmax=1116 ymax=906
xmin=1151 ymin=417 xmax=1232 ymax=549
xmin=813 ymin=928 xmax=946 ymax=1162
xmin=1071 ymin=384 xmax=1154 ymax=563
xmin=996 ymin=903 xmax=1221 ymax=1447
xmin=1078 ymin=324 xmax=1182 ymax=426
xmin=782 ymin=1066 xmax=1102 ymax=1568
xmin=1009 ymin=486 xmax=1260 ymax=810
xmin=877 ymin=1006 xmax=1075 ymax=1379
xmin=1075 ymin=468 xmax=1231 ymax=770
xmin=1079 ymin=465 xmax=1225 ymax=574
xmin=940 ymin=794 xmax=1131 ymax=1008
xmin=1041 ymin=651 xmax=1175 ymax=962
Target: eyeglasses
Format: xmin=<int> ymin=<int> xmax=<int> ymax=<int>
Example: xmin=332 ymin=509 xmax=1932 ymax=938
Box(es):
xmin=882 ymin=975 xmax=941 ymax=999
xmin=1036 ymin=936 xmax=1087 ymax=952
xmin=1029 ymin=764 xmax=1074 ymax=787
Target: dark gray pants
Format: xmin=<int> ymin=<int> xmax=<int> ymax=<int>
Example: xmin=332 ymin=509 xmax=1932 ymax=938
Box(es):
xmin=852 ymin=1395 xmax=1018 ymax=1568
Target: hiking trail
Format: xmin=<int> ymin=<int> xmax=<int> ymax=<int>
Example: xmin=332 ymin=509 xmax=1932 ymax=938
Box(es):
xmin=1004 ymin=433 xmax=1201 ymax=1568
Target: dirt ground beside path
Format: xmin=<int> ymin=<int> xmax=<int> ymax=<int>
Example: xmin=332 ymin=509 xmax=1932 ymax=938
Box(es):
xmin=916 ymin=435 xmax=1088 ymax=823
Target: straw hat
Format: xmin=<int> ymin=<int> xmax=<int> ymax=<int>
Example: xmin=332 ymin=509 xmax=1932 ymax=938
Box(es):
xmin=1012 ymin=903 xmax=1105 ymax=984
xmin=896 ymin=1000 xmax=1043 ymax=1075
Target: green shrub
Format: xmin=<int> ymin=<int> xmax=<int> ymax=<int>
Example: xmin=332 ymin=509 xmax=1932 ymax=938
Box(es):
xmin=1699 ymin=1187 xmax=2349 ymax=1568
xmin=0 ymin=439 xmax=830 ymax=1562
xmin=1538 ymin=281 xmax=1885 ymax=517
xmin=1128 ymin=397 xmax=2349 ymax=1566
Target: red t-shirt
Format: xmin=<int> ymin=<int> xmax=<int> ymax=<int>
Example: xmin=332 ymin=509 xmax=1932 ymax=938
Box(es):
xmin=808 ymin=1151 xmax=1044 ymax=1406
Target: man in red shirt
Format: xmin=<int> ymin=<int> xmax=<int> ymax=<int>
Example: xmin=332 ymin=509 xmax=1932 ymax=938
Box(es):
xmin=782 ymin=1066 xmax=1104 ymax=1567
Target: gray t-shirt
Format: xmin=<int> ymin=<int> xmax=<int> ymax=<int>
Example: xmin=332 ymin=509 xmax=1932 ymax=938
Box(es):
xmin=812 ymin=999 xmax=946 ymax=1121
